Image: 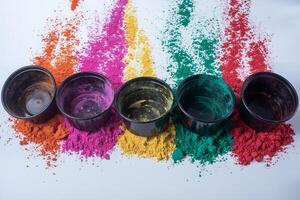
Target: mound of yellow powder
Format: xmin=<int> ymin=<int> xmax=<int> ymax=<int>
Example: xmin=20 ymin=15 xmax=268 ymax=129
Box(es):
xmin=118 ymin=123 xmax=176 ymax=160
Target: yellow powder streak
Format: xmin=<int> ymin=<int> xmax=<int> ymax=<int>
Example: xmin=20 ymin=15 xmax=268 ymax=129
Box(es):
xmin=118 ymin=1 xmax=176 ymax=160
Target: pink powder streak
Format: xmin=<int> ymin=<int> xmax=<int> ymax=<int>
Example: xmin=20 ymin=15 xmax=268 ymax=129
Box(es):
xmin=63 ymin=0 xmax=128 ymax=159
xmin=78 ymin=0 xmax=128 ymax=90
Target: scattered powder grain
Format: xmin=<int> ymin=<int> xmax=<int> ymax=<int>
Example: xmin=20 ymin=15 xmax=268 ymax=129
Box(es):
xmin=118 ymin=1 xmax=176 ymax=160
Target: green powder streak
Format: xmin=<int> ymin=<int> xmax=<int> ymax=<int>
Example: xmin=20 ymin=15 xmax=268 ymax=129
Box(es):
xmin=162 ymin=0 xmax=197 ymax=89
xmin=192 ymin=20 xmax=222 ymax=77
xmin=162 ymin=0 xmax=233 ymax=166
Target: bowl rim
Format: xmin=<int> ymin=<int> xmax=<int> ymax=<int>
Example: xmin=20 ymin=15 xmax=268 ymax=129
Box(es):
xmin=114 ymin=76 xmax=174 ymax=124
xmin=56 ymin=72 xmax=115 ymax=121
xmin=241 ymin=71 xmax=299 ymax=124
xmin=176 ymin=74 xmax=236 ymax=123
xmin=1 ymin=65 xmax=57 ymax=120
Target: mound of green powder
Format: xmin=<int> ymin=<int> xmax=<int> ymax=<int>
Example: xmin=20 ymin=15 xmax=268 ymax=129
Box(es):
xmin=172 ymin=113 xmax=233 ymax=164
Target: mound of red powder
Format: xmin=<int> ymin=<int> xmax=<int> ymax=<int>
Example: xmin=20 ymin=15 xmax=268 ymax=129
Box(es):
xmin=231 ymin=121 xmax=294 ymax=165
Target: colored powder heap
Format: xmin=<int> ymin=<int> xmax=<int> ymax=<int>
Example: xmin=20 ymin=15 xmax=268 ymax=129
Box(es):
xmin=172 ymin=114 xmax=233 ymax=164
xmin=231 ymin=122 xmax=294 ymax=165
xmin=118 ymin=2 xmax=176 ymax=160
xmin=119 ymin=123 xmax=176 ymax=160
xmin=12 ymin=15 xmax=81 ymax=166
xmin=71 ymin=0 xmax=81 ymax=11
xmin=78 ymin=0 xmax=128 ymax=89
xmin=13 ymin=115 xmax=68 ymax=167
xmin=220 ymin=0 xmax=294 ymax=165
xmin=63 ymin=0 xmax=128 ymax=159
xmin=163 ymin=0 xmax=233 ymax=165
xmin=62 ymin=110 xmax=123 ymax=159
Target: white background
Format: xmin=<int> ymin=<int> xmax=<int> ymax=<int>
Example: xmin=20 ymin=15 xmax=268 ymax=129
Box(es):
xmin=0 ymin=0 xmax=299 ymax=200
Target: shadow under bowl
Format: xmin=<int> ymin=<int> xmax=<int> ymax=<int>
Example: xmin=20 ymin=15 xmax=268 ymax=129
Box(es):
xmin=1 ymin=65 xmax=57 ymax=123
xmin=176 ymin=74 xmax=235 ymax=134
xmin=240 ymin=72 xmax=298 ymax=131
xmin=56 ymin=72 xmax=114 ymax=132
xmin=115 ymin=77 xmax=174 ymax=137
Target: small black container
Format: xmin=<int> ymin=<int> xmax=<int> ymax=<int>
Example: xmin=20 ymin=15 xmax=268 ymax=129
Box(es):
xmin=176 ymin=74 xmax=235 ymax=134
xmin=56 ymin=72 xmax=114 ymax=132
xmin=1 ymin=65 xmax=57 ymax=123
xmin=240 ymin=72 xmax=298 ymax=131
xmin=115 ymin=77 xmax=174 ymax=137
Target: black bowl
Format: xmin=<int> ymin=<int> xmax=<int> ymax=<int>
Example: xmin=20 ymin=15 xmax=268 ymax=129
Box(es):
xmin=115 ymin=77 xmax=174 ymax=137
xmin=56 ymin=72 xmax=115 ymax=132
xmin=1 ymin=65 xmax=57 ymax=123
xmin=240 ymin=72 xmax=298 ymax=131
xmin=176 ymin=74 xmax=235 ymax=134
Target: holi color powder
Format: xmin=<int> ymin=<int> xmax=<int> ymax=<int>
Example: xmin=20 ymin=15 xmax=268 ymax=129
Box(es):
xmin=12 ymin=15 xmax=81 ymax=167
xmin=63 ymin=0 xmax=128 ymax=159
xmin=220 ymin=0 xmax=295 ymax=166
xmin=118 ymin=1 xmax=176 ymax=160
xmin=162 ymin=0 xmax=233 ymax=165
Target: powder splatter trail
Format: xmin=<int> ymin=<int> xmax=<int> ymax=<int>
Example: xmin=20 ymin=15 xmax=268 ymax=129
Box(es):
xmin=163 ymin=0 xmax=233 ymax=165
xmin=63 ymin=0 xmax=128 ymax=159
xmin=123 ymin=1 xmax=155 ymax=80
xmin=118 ymin=1 xmax=176 ymax=161
xmin=220 ymin=0 xmax=295 ymax=166
xmin=78 ymin=0 xmax=128 ymax=89
xmin=12 ymin=15 xmax=81 ymax=167
xmin=192 ymin=20 xmax=222 ymax=76
xmin=34 ymin=15 xmax=81 ymax=84
xmin=162 ymin=0 xmax=198 ymax=89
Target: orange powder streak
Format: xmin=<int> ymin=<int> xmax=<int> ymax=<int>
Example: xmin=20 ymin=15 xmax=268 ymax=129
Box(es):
xmin=13 ymin=15 xmax=81 ymax=167
xmin=71 ymin=0 xmax=80 ymax=11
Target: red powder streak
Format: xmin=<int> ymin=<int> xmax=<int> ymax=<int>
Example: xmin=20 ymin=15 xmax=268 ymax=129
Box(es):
xmin=247 ymin=39 xmax=271 ymax=73
xmin=220 ymin=0 xmax=252 ymax=93
xmin=220 ymin=0 xmax=295 ymax=166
